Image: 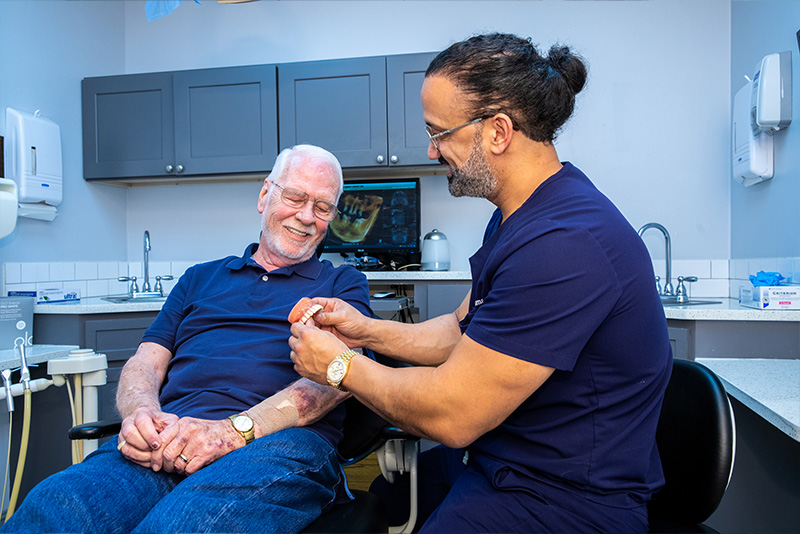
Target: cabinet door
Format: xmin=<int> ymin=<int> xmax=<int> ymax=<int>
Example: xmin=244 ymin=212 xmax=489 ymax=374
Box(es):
xmin=387 ymin=52 xmax=438 ymax=166
xmin=173 ymin=65 xmax=278 ymax=176
xmin=82 ymin=72 xmax=175 ymax=179
xmin=278 ymin=57 xmax=387 ymax=168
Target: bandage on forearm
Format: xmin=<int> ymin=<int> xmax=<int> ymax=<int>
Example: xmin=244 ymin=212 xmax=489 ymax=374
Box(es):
xmin=245 ymin=388 xmax=299 ymax=438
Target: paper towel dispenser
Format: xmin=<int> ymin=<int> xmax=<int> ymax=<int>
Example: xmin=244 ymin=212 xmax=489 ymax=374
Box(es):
xmin=750 ymin=51 xmax=792 ymax=133
xmin=3 ymin=108 xmax=62 ymax=221
xmin=733 ymin=82 xmax=773 ymax=186
xmin=0 ymin=178 xmax=18 ymax=239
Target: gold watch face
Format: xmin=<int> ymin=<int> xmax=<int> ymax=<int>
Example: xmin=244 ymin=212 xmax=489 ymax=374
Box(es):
xmin=232 ymin=415 xmax=253 ymax=433
xmin=327 ymin=359 xmax=347 ymax=384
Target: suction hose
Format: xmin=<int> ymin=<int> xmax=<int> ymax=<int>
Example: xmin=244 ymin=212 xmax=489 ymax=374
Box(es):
xmin=4 ymin=388 xmax=30 ymax=521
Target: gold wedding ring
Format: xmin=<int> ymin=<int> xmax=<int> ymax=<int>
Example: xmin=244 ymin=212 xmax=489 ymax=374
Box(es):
xmin=179 ymin=454 xmax=189 ymax=463
xmin=117 ymin=439 xmax=127 ymax=451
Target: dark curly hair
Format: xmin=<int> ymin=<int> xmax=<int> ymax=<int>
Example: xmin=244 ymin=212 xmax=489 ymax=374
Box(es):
xmin=426 ymin=33 xmax=587 ymax=144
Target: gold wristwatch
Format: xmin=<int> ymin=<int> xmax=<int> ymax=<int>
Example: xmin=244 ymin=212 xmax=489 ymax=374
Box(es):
xmin=327 ymin=350 xmax=357 ymax=391
xmin=228 ymin=414 xmax=255 ymax=444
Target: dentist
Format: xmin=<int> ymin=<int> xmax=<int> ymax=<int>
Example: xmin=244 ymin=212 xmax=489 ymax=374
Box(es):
xmin=290 ymin=33 xmax=672 ymax=534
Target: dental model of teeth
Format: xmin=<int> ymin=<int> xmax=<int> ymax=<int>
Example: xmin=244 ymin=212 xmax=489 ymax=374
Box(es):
xmin=288 ymin=297 xmax=324 ymax=325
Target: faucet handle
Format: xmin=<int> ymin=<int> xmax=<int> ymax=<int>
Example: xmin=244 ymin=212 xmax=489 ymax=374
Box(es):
xmin=154 ymin=275 xmax=174 ymax=296
xmin=675 ymin=276 xmax=698 ymax=301
xmin=654 ymin=275 xmax=662 ymax=296
xmin=118 ymin=276 xmax=138 ymax=295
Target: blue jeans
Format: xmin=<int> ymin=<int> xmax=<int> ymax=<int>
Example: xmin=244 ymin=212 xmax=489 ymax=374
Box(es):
xmin=2 ymin=428 xmax=341 ymax=534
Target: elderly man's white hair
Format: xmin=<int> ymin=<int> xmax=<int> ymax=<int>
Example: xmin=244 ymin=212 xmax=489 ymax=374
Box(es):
xmin=269 ymin=145 xmax=344 ymax=198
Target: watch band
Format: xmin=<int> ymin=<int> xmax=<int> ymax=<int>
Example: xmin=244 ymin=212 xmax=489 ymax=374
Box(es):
xmin=227 ymin=414 xmax=255 ymax=445
xmin=331 ymin=349 xmax=358 ymax=391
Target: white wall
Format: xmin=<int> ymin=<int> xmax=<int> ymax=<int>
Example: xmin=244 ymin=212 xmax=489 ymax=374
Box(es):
xmin=2 ymin=0 xmax=741 ymax=273
xmin=730 ymin=1 xmax=800 ymax=259
xmin=0 ymin=0 xmax=129 ymax=263
xmin=119 ymin=0 xmax=732 ymax=270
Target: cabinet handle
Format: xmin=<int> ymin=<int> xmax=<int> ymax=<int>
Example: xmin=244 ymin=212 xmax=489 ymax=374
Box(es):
xmin=376 ymin=155 xmax=385 ymax=164
xmin=165 ymin=165 xmax=174 ymax=173
xmin=176 ymin=165 xmax=184 ymax=173
xmin=390 ymin=155 xmax=398 ymax=164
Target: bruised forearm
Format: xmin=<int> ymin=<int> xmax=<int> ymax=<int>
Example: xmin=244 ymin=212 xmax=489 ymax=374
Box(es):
xmin=246 ymin=378 xmax=348 ymax=438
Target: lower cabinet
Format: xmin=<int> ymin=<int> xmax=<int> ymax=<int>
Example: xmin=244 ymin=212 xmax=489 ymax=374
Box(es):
xmin=10 ymin=312 xmax=159 ymax=503
xmin=667 ymin=319 xmax=800 ymax=360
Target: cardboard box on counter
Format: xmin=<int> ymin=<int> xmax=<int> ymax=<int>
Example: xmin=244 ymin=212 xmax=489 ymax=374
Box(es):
xmin=739 ymin=285 xmax=800 ymax=310
xmin=0 ymin=296 xmax=34 ymax=347
xmin=8 ymin=288 xmax=80 ymax=304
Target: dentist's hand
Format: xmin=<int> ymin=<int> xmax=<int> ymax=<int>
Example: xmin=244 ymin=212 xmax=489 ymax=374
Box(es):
xmin=289 ymin=322 xmax=350 ymax=386
xmin=118 ymin=407 xmax=179 ymax=471
xmin=289 ymin=297 xmax=374 ymax=349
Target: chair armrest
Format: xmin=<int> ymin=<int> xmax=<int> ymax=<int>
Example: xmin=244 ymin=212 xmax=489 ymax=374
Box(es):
xmin=381 ymin=427 xmax=418 ymax=441
xmin=68 ymin=419 xmax=122 ymax=440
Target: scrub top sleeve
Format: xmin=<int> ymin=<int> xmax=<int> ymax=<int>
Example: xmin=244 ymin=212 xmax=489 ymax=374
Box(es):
xmin=465 ymin=227 xmax=621 ymax=371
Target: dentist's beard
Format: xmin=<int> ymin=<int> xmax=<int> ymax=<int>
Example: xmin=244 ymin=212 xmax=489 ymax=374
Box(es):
xmin=447 ymin=134 xmax=497 ymax=199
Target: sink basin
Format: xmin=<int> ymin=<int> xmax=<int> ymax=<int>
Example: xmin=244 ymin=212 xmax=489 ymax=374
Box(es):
xmin=660 ymin=297 xmax=721 ymax=307
xmin=102 ymin=295 xmax=166 ymax=303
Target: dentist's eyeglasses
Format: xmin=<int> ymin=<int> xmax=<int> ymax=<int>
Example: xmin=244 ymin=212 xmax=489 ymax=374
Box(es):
xmin=425 ymin=117 xmax=486 ymax=151
xmin=269 ymin=181 xmax=339 ymax=221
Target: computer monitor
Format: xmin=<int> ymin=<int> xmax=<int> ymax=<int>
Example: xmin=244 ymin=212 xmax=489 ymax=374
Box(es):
xmin=323 ymin=178 xmax=421 ymax=259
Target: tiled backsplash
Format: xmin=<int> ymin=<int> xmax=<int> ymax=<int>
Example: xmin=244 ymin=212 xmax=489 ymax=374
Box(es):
xmin=2 ymin=257 xmax=798 ymax=300
xmin=1 ymin=261 xmax=199 ymax=299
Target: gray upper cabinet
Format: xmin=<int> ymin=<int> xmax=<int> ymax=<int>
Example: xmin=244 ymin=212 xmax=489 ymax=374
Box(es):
xmin=386 ymin=53 xmax=437 ymax=166
xmin=279 ymin=52 xmax=437 ymax=168
xmin=82 ymin=65 xmax=278 ymax=181
xmin=82 ymin=72 xmax=175 ymax=179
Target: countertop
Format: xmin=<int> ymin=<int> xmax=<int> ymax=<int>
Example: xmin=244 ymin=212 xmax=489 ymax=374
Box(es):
xmin=34 ymin=294 xmax=800 ymax=322
xmin=0 ymin=344 xmax=80 ymax=371
xmin=696 ymin=357 xmax=800 ymax=442
xmin=364 ymin=270 xmax=472 ymax=281
xmin=663 ymin=298 xmax=800 ymax=322
xmin=34 ymin=296 xmax=166 ymax=315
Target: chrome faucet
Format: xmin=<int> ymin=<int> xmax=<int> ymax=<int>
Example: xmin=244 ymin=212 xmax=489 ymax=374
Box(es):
xmin=638 ymin=222 xmax=673 ymax=296
xmin=142 ymin=230 xmax=152 ymax=292
xmin=118 ymin=230 xmax=172 ymax=298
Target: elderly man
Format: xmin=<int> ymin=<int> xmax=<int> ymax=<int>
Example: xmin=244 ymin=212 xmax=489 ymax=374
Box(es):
xmin=289 ymin=34 xmax=672 ymax=533
xmin=2 ymin=145 xmax=371 ymax=534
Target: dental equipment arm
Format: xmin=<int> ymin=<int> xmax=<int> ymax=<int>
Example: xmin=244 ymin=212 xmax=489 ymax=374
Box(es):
xmin=2 ymin=370 xmax=13 ymax=413
xmin=5 ymin=339 xmax=32 ymax=521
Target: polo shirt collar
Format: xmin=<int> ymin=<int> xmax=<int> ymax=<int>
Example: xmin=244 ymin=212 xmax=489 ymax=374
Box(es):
xmin=226 ymin=243 xmax=323 ymax=280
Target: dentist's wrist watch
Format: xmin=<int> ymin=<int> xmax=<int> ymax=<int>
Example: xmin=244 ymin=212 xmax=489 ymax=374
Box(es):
xmin=327 ymin=349 xmax=358 ymax=391
xmin=228 ymin=414 xmax=255 ymax=445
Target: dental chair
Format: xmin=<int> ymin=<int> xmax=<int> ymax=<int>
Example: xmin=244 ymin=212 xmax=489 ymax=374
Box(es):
xmin=647 ymin=359 xmax=736 ymax=533
xmin=69 ymin=395 xmax=420 ymax=534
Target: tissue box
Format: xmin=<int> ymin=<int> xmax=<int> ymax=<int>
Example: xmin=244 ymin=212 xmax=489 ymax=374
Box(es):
xmin=34 ymin=288 xmax=80 ymax=304
xmin=739 ymin=285 xmax=800 ymax=309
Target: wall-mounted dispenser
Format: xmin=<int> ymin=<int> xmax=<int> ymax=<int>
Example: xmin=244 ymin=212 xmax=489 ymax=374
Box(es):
xmin=750 ymin=51 xmax=792 ymax=133
xmin=733 ymin=82 xmax=773 ymax=186
xmin=0 ymin=178 xmax=18 ymax=239
xmin=3 ymin=108 xmax=62 ymax=221
xmin=732 ymin=50 xmax=793 ymax=187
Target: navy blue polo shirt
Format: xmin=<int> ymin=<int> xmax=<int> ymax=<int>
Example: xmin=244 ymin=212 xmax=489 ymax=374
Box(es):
xmin=142 ymin=243 xmax=371 ymax=447
xmin=461 ymin=163 xmax=672 ymax=509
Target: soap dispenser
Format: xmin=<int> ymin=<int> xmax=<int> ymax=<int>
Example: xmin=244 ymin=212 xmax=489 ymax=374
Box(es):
xmin=421 ymin=229 xmax=450 ymax=271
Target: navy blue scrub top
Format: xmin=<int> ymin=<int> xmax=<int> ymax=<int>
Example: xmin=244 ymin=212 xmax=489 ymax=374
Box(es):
xmin=143 ymin=243 xmax=371 ymax=447
xmin=461 ymin=163 xmax=672 ymax=509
